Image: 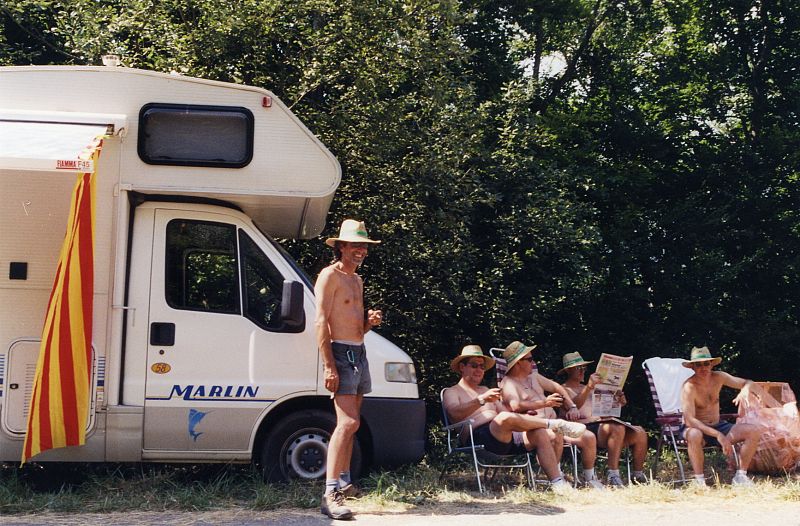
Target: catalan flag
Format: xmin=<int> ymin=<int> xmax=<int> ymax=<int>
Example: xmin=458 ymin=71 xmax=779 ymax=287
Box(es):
xmin=22 ymin=137 xmax=104 ymax=463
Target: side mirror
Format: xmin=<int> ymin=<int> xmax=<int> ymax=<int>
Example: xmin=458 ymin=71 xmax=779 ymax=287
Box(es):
xmin=280 ymin=280 xmax=305 ymax=330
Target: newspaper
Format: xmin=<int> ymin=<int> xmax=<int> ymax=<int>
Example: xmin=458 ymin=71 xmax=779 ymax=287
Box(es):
xmin=591 ymin=353 xmax=633 ymax=418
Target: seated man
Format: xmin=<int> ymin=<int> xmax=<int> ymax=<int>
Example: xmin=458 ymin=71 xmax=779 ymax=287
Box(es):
xmin=559 ymin=352 xmax=649 ymax=486
xmin=500 ymin=341 xmax=604 ymax=489
xmin=680 ymin=346 xmax=763 ymax=487
xmin=443 ymin=344 xmax=585 ymax=491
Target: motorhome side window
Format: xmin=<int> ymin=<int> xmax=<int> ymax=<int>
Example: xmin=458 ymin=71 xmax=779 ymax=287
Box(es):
xmin=239 ymin=231 xmax=286 ymax=330
xmin=165 ymin=220 xmax=240 ymax=314
xmin=138 ymin=103 xmax=254 ymax=167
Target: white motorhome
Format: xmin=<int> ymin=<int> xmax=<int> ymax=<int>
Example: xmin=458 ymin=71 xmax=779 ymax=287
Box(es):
xmin=0 ymin=65 xmax=425 ymax=480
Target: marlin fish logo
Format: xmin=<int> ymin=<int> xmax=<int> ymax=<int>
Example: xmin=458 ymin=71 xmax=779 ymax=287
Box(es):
xmin=188 ymin=409 xmax=209 ymax=441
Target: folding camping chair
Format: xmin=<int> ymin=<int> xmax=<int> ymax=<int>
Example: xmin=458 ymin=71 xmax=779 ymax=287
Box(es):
xmin=642 ymin=357 xmax=740 ymax=484
xmin=489 ymin=348 xmax=580 ymax=486
xmin=439 ymin=388 xmax=535 ymax=492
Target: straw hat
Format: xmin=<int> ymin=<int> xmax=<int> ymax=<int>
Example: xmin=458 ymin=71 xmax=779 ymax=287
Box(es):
xmin=450 ymin=345 xmax=495 ymax=372
xmin=682 ymin=346 xmax=722 ymax=368
xmin=502 ymin=341 xmax=537 ymax=371
xmin=557 ymin=352 xmax=594 ymax=375
xmin=325 ymin=219 xmax=381 ymax=247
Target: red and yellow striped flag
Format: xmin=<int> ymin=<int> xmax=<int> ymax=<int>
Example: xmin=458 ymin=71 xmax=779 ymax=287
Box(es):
xmin=22 ymin=137 xmax=104 ymax=463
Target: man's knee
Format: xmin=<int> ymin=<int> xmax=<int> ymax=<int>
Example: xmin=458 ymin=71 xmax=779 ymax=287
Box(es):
xmin=335 ymin=414 xmax=361 ymax=435
xmin=529 ymin=428 xmax=551 ymax=447
xmin=684 ymin=427 xmax=704 ymax=446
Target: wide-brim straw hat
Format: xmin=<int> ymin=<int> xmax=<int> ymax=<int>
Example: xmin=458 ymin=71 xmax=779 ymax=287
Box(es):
xmin=557 ymin=351 xmax=594 ymax=375
xmin=325 ymin=219 xmax=381 ymax=247
xmin=502 ymin=341 xmax=537 ymax=371
xmin=682 ymin=346 xmax=722 ymax=368
xmin=450 ymin=345 xmax=495 ymax=372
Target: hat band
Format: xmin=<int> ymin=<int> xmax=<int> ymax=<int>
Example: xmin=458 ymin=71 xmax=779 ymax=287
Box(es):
xmin=508 ymin=343 xmax=529 ymax=364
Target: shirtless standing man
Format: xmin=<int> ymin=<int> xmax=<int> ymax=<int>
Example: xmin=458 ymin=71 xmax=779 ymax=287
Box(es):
xmin=500 ymin=341 xmax=604 ymax=489
xmin=315 ymin=219 xmax=382 ymax=520
xmin=443 ymin=345 xmax=585 ymax=492
xmin=680 ymin=346 xmax=762 ymax=487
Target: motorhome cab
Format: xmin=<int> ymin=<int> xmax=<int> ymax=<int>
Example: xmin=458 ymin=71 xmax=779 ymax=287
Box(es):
xmin=0 ymin=66 xmax=425 ymax=480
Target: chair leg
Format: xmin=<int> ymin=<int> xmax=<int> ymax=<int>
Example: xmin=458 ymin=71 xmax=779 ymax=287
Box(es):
xmin=567 ymin=444 xmax=579 ymax=487
xmin=625 ymin=447 xmax=632 ymax=484
xmin=470 ymin=449 xmax=484 ymax=493
xmin=667 ymin=429 xmax=686 ymax=483
xmin=654 ymin=434 xmax=663 ymax=477
xmin=526 ymin=454 xmax=536 ymax=490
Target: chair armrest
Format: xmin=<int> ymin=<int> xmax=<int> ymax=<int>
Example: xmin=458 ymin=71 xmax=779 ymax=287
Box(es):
xmin=720 ymin=412 xmax=738 ymax=421
xmin=444 ymin=418 xmax=475 ymax=432
xmin=655 ymin=413 xmax=683 ymax=425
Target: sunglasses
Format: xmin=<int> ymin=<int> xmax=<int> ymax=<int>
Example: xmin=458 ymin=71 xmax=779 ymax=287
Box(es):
xmin=464 ymin=361 xmax=485 ymax=369
xmin=345 ymin=242 xmax=370 ymax=249
xmin=691 ymin=362 xmax=713 ymax=369
xmin=519 ymin=356 xmax=534 ymax=363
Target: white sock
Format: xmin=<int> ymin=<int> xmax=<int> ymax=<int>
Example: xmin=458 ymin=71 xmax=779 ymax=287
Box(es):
xmin=583 ymin=468 xmax=596 ymax=480
xmin=736 ymin=469 xmax=748 ymax=477
xmin=607 ymin=469 xmax=620 ymax=478
xmin=694 ymin=474 xmax=705 ymax=482
xmin=550 ymin=475 xmax=564 ymax=484
xmin=633 ymin=470 xmax=645 ymax=478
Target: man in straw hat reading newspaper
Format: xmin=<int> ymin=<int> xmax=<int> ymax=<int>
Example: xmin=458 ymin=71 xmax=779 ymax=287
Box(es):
xmin=443 ymin=344 xmax=585 ymax=492
xmin=558 ymin=351 xmax=649 ymax=486
xmin=315 ymin=219 xmax=382 ymax=519
xmin=680 ymin=346 xmax=763 ymax=487
xmin=500 ymin=341 xmax=604 ymax=489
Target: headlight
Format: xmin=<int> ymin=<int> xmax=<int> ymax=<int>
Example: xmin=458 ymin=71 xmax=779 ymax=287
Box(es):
xmin=385 ymin=362 xmax=417 ymax=383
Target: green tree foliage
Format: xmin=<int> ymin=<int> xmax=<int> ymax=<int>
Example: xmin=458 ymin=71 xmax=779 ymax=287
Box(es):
xmin=2 ymin=0 xmax=798 ymax=425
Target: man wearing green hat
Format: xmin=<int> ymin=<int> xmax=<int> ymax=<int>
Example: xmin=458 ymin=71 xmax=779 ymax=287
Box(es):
xmin=680 ymin=346 xmax=763 ymax=487
xmin=500 ymin=341 xmax=605 ymax=489
xmin=559 ymin=351 xmax=648 ymax=486
xmin=315 ymin=219 xmax=382 ymax=519
xmin=443 ymin=344 xmax=585 ymax=491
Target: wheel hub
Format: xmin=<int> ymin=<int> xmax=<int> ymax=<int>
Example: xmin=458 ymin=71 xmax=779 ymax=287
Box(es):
xmin=284 ymin=431 xmax=329 ymax=479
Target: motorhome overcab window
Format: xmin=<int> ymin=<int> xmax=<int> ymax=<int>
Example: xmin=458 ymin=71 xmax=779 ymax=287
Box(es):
xmin=138 ymin=103 xmax=254 ymax=167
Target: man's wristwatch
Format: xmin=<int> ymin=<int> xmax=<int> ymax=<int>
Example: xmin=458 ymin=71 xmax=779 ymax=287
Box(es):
xmin=477 ymin=397 xmax=485 ymax=406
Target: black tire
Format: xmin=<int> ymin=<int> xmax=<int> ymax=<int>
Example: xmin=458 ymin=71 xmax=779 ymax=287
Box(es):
xmin=260 ymin=409 xmax=363 ymax=483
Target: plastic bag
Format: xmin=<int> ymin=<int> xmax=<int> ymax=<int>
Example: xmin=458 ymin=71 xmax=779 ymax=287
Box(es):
xmin=736 ymin=382 xmax=800 ymax=474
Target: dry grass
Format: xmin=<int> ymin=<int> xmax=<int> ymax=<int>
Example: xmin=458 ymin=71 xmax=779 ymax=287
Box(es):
xmin=1 ymin=459 xmax=798 ymax=516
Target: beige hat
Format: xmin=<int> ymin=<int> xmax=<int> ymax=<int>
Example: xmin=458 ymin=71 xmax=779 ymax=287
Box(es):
xmin=450 ymin=345 xmax=495 ymax=372
xmin=557 ymin=352 xmax=594 ymax=375
xmin=682 ymin=346 xmax=722 ymax=368
xmin=502 ymin=341 xmax=537 ymax=371
xmin=325 ymin=219 xmax=381 ymax=247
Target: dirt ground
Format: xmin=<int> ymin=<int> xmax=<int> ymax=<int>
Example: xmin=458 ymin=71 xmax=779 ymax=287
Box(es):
xmin=2 ymin=496 xmax=799 ymax=526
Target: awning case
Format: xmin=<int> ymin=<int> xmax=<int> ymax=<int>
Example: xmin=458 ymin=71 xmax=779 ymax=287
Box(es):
xmin=0 ymin=120 xmax=111 ymax=173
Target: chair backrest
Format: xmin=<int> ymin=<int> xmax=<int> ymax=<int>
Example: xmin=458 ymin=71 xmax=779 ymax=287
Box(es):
xmin=440 ymin=387 xmax=453 ymax=426
xmin=641 ymin=357 xmax=693 ymax=416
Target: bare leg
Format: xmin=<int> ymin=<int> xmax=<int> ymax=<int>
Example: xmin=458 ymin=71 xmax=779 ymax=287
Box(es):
xmin=597 ymin=423 xmax=625 ymax=469
xmin=327 ymin=394 xmax=362 ymax=480
xmin=527 ymin=428 xmax=561 ymax=480
xmin=566 ymin=431 xmax=596 ymax=469
xmin=728 ymin=422 xmax=762 ymax=470
xmin=623 ymin=426 xmax=649 ymax=472
xmin=684 ymin=427 xmax=706 ymax=476
xmin=489 ymin=411 xmax=549 ymax=443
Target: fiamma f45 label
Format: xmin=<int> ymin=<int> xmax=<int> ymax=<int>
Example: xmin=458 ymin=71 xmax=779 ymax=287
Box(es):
xmin=56 ymin=159 xmax=94 ymax=171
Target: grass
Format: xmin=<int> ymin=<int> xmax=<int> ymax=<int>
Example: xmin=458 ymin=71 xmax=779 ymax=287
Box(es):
xmin=1 ymin=455 xmax=798 ymax=516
